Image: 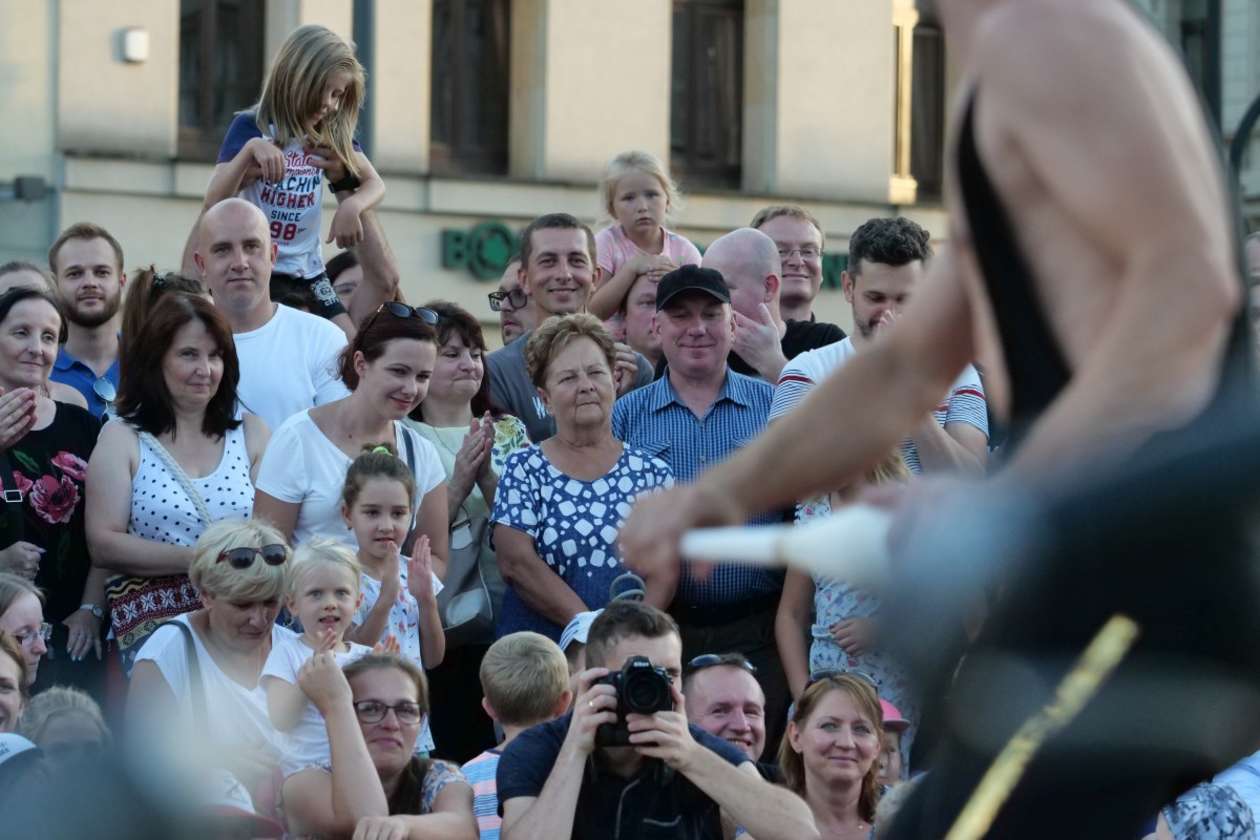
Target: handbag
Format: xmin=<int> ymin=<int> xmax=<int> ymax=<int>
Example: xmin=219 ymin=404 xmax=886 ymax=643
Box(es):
xmin=437 ymin=502 xmax=498 ymax=648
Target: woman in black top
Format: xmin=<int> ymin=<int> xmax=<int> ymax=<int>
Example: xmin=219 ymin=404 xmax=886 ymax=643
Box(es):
xmin=0 ymin=289 xmax=102 ymax=694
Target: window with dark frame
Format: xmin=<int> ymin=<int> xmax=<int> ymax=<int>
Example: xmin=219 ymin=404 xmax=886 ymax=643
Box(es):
xmin=910 ymin=21 xmax=946 ymax=199
xmin=178 ymin=0 xmax=265 ymax=161
xmin=671 ymin=0 xmax=744 ymax=189
xmin=430 ymin=0 xmax=511 ymax=176
xmin=1178 ymin=0 xmax=1221 ymax=130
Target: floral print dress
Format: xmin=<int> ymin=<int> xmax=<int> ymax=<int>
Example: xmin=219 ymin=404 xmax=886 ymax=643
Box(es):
xmin=799 ymin=493 xmax=919 ymax=765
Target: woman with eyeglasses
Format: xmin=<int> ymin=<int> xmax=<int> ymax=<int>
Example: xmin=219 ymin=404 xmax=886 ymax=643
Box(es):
xmin=87 ymin=291 xmax=267 ymax=672
xmin=0 ymin=573 xmax=47 ymax=688
xmin=128 ymin=518 xmax=295 ymax=794
xmin=0 ymin=630 xmax=27 ymax=732
xmin=283 ymin=651 xmax=477 ymax=839
xmin=779 ymin=672 xmax=885 ymax=840
xmin=0 ymin=288 xmax=104 ymax=696
xmin=405 ymin=300 xmax=529 ymax=762
xmin=253 ymin=303 xmax=449 ymax=574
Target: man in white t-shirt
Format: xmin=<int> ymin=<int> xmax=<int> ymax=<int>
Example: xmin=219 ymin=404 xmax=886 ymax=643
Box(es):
xmin=194 ymin=198 xmax=350 ymax=431
xmin=770 ymin=217 xmax=988 ymax=475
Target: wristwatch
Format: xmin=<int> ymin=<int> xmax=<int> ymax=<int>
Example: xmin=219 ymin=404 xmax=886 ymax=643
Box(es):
xmin=79 ymin=603 xmax=104 ymax=619
xmin=327 ymin=171 xmax=361 ymax=193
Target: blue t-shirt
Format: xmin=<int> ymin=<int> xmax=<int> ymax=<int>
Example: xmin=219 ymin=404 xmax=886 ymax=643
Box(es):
xmin=490 ymin=444 xmax=673 ymax=640
xmin=496 ymin=712 xmax=749 ymax=840
xmin=51 ymin=348 xmax=119 ymax=419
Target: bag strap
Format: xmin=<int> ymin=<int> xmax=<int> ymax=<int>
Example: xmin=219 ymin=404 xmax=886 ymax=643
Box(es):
xmin=138 ymin=430 xmax=215 ymax=525
xmin=158 ymin=619 xmax=208 ymax=726
xmin=400 ymin=426 xmax=418 ymax=547
xmin=0 ymin=449 xmax=25 ymax=542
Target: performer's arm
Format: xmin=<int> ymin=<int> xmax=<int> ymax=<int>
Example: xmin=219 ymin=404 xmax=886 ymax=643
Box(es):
xmin=978 ymin=6 xmax=1241 ymax=475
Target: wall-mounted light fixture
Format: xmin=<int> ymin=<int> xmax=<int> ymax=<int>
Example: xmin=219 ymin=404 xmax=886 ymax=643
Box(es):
xmin=121 ymin=27 xmax=149 ymax=63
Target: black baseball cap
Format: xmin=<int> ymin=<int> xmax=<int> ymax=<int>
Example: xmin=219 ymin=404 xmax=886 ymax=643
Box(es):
xmin=655 ymin=265 xmax=731 ymax=311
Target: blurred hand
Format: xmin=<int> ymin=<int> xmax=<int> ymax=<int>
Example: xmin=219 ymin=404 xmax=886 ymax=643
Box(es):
xmin=0 ymin=541 xmax=43 ymax=579
xmin=620 ymin=483 xmax=742 ymax=585
xmin=245 ymin=137 xmax=286 ymax=183
xmin=0 ymin=387 xmax=38 ymax=451
xmin=63 ymin=608 xmax=102 ymax=662
xmin=612 ymin=343 xmax=640 ymax=396
xmin=297 ymin=649 xmax=353 ymax=714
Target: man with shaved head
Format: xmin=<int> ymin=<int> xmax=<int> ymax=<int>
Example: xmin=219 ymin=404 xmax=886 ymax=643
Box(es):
xmin=701 ymin=228 xmax=843 ymax=383
xmin=194 ymin=198 xmax=349 ymax=429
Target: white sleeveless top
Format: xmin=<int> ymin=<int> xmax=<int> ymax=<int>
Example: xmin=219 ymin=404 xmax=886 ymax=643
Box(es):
xmin=129 ymin=423 xmax=255 ymax=545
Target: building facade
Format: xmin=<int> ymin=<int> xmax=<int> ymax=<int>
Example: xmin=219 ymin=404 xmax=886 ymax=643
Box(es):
xmin=0 ymin=1 xmax=1251 ymax=339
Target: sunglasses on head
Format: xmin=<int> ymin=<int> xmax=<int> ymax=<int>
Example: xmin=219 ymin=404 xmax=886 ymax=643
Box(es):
xmin=804 ymin=668 xmax=878 ymax=691
xmin=685 ymin=653 xmax=758 ymax=676
xmin=216 ymin=543 xmax=288 ymax=569
xmin=372 ymin=301 xmax=440 ymax=326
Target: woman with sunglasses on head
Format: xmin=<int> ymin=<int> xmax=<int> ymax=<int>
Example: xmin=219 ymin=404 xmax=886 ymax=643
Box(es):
xmin=780 ymin=672 xmax=885 ymax=840
xmin=128 ymin=518 xmax=295 ymax=795
xmin=253 ymin=302 xmax=449 ymax=575
xmin=403 ymin=300 xmax=529 ymax=762
xmin=86 ymin=292 xmax=268 ymax=672
xmin=0 ymin=288 xmax=104 ymax=696
xmin=283 ymin=651 xmax=477 ymax=839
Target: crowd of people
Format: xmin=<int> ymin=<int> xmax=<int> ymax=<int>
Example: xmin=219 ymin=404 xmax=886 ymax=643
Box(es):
xmin=5 ymin=3 xmax=1260 ymax=838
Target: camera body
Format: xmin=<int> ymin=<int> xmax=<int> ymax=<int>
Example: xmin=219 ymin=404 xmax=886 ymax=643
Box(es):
xmin=593 ymin=655 xmax=674 ymax=747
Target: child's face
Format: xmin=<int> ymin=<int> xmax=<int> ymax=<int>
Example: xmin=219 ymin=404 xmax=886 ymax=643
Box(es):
xmin=877 ymin=729 xmax=903 ymax=786
xmin=344 ymin=478 xmax=413 ymax=561
xmin=291 ymin=562 xmax=360 ymax=641
xmin=310 ymin=69 xmax=354 ymax=132
xmin=612 ymin=171 xmax=668 ymax=235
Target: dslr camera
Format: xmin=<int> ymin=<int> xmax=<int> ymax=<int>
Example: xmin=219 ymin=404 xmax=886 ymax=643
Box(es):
xmin=594 ymin=655 xmax=674 ymax=746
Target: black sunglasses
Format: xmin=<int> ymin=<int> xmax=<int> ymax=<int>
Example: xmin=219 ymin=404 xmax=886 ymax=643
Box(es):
xmin=374 ymin=301 xmax=439 ymax=325
xmin=216 ymin=543 xmax=288 ymax=569
xmin=487 ymin=288 xmax=528 ymax=313
xmin=686 ymin=653 xmax=758 ymax=676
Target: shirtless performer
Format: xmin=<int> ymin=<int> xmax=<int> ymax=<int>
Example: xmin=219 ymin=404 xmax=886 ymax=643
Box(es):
xmin=621 ymin=1 xmax=1260 ymax=834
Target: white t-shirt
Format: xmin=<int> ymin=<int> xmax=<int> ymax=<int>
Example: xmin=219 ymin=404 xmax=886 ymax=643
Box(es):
xmin=134 ymin=614 xmax=296 ymax=764
xmin=770 ymin=337 xmax=989 ymax=473
xmin=260 ymin=632 xmax=372 ymax=776
xmin=353 ymin=566 xmax=444 ymax=754
xmin=234 ymin=304 xmax=351 ymax=432
xmin=254 ymin=410 xmax=446 ymax=549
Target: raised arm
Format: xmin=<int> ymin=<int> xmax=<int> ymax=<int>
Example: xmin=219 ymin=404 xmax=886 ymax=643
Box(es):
xmin=352 ymin=780 xmax=478 ymax=840
xmin=85 ymin=423 xmax=195 ymax=576
xmin=493 ymin=525 xmax=589 ymax=628
xmin=980 ymin=5 xmax=1241 ymax=475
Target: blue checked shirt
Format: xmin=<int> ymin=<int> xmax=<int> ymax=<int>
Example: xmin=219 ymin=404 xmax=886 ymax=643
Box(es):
xmin=612 ymin=370 xmax=780 ymax=606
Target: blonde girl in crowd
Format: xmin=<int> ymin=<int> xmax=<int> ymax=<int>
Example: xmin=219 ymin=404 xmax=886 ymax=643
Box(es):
xmin=587 ymin=150 xmax=702 ymax=320
xmin=341 ymin=446 xmax=445 ymax=755
xmin=198 ymin=24 xmax=385 ymax=336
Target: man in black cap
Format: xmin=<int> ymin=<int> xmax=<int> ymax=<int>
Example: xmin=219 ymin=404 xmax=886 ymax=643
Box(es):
xmin=611 ymin=265 xmax=788 ymax=760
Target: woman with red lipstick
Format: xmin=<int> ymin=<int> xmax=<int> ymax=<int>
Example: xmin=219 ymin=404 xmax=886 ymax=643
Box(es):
xmin=87 ymin=292 xmax=267 ymax=671
xmin=779 ymin=673 xmax=885 ymax=840
xmin=283 ymin=652 xmax=477 ymax=839
xmin=254 ymin=303 xmax=449 ymax=578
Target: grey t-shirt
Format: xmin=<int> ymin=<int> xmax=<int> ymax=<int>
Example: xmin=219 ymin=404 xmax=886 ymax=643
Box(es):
xmin=486 ymin=330 xmax=654 ymax=442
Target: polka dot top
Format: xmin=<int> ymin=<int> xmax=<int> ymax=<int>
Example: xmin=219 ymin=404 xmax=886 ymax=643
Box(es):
xmin=129 ymin=424 xmax=255 ymax=546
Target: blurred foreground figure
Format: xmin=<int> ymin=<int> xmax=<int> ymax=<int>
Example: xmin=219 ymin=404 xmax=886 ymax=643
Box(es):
xmin=622 ymin=1 xmax=1260 ymax=836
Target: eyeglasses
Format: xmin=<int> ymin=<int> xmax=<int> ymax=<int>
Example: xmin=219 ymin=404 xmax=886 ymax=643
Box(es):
xmin=353 ymin=700 xmax=424 ymax=725
xmin=13 ymin=622 xmax=52 ymax=647
xmin=216 ymin=544 xmax=288 ymax=569
xmin=375 ymin=302 xmax=439 ymax=325
xmin=777 ymin=246 xmax=822 ymax=261
xmin=92 ymin=376 xmax=117 ymax=408
xmin=804 ymin=668 xmax=878 ymax=691
xmin=488 ymin=288 xmax=528 ymax=313
xmin=685 ymin=653 xmax=759 ymax=677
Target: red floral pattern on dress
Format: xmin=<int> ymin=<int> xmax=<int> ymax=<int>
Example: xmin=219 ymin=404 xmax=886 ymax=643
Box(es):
xmin=29 ymin=474 xmax=79 ymax=524
xmin=50 ymin=451 xmax=88 ymax=482
xmin=10 ymin=472 xmax=31 ymax=497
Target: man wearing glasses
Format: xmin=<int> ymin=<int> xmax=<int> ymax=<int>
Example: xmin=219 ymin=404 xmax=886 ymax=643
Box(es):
xmin=48 ymin=223 xmax=125 ymax=418
xmin=700 ymin=228 xmax=845 ymax=384
xmin=487 ymin=257 xmax=532 ymax=346
xmin=751 ymin=205 xmax=829 ymax=325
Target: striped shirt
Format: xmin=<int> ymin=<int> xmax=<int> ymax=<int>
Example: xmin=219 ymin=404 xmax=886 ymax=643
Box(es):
xmin=769 ymin=338 xmax=989 ymax=472
xmin=612 ymin=370 xmax=780 ymax=605
xmin=462 ymin=748 xmax=503 ymax=840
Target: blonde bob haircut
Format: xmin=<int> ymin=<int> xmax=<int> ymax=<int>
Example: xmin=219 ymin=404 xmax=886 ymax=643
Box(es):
xmin=255 ymin=24 xmax=365 ymax=177
xmin=601 ymin=150 xmax=682 ymax=223
xmin=189 ymin=519 xmax=290 ymax=603
xmin=288 ymin=538 xmax=362 ymax=597
xmin=525 ymin=313 xmax=617 ymax=390
xmin=479 ymin=631 xmax=570 ymax=727
xmin=18 ymin=685 xmax=110 ymax=746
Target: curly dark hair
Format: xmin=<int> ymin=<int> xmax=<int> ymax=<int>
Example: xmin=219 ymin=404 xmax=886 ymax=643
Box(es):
xmin=846 ymin=217 xmax=932 ymax=276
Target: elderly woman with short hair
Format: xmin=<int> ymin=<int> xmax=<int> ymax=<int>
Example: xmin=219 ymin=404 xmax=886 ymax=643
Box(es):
xmin=490 ymin=314 xmax=673 ymax=641
xmin=127 ymin=518 xmax=294 ymax=792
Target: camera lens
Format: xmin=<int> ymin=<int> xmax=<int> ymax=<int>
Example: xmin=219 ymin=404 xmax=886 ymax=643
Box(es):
xmin=624 ymin=670 xmax=670 ymax=714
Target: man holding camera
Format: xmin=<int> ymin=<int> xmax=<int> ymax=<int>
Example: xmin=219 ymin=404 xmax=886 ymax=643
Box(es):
xmin=497 ymin=601 xmax=817 ymax=840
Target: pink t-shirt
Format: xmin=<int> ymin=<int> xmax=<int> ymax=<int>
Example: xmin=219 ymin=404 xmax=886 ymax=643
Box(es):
xmin=594 ymin=223 xmax=703 ymax=280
